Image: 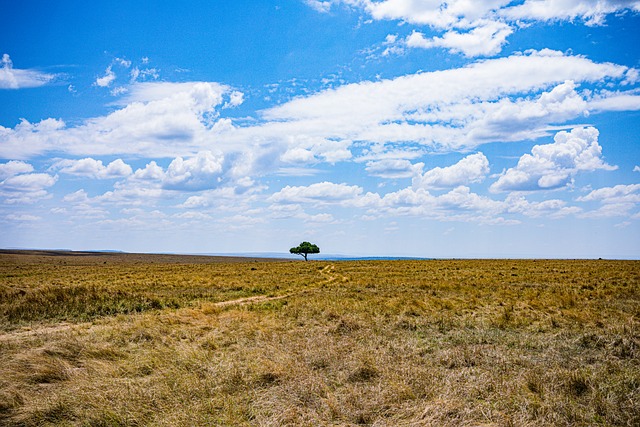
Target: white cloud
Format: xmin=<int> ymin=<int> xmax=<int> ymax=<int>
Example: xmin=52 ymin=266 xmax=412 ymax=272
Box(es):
xmin=357 ymin=0 xmax=640 ymax=29
xmin=0 ymin=172 xmax=57 ymax=204
xmin=0 ymin=82 xmax=231 ymax=159
xmin=406 ymin=21 xmax=513 ymax=57
xmin=180 ymin=195 xmax=209 ymax=208
xmin=578 ymin=201 xmax=638 ymax=219
xmin=0 ymin=53 xmax=636 ymax=192
xmin=500 ymin=0 xmax=640 ymax=26
xmin=6 ymin=214 xmax=41 ymax=221
xmin=314 ymin=1 xmax=640 ymax=57
xmin=305 ymin=213 xmax=336 ymax=223
xmin=490 ymin=127 xmax=617 ymax=192
xmin=0 ymin=118 xmax=66 ymax=159
xmin=281 ymin=147 xmax=316 ymax=164
xmin=132 ymin=161 xmax=165 ymax=180
xmin=53 ymin=158 xmax=133 ymax=179
xmin=413 ymin=153 xmax=489 ymax=189
xmin=0 ymin=160 xmax=34 ymax=179
xmin=224 ymin=90 xmax=245 ymax=108
xmin=115 ymin=57 xmax=132 ymax=68
xmin=589 ymin=90 xmax=640 ymax=112
xmin=60 ymin=189 xmax=114 ymax=219
xmin=94 ymin=187 xmax=165 ymax=206
xmin=305 ymin=0 xmax=333 ymax=13
xmin=95 ymin=57 xmax=146 ymax=88
xmin=275 ymin=167 xmax=324 ymax=176
xmin=634 ymin=165 xmax=640 ymax=173
xmin=163 ymin=151 xmax=225 ymax=191
xmin=279 ymin=136 xmax=352 ymax=165
xmin=0 ymin=173 xmax=56 ymax=192
xmin=118 ymin=81 xmax=227 ymax=106
xmin=269 ymin=181 xmax=364 ymax=204
xmin=405 ymin=31 xmax=431 ymax=48
xmin=577 ymin=184 xmax=640 ymax=204
xmin=174 ymin=211 xmax=212 ymax=220
xmin=0 ymin=54 xmax=55 ymax=89
xmin=95 ymin=65 xmax=116 ymax=87
xmin=267 ymin=179 xmax=512 ymax=224
xmin=365 ymin=159 xmax=422 ymax=178
xmin=375 ymin=185 xmax=509 ymax=223
xmin=464 ymin=80 xmax=589 ymax=141
xmin=130 ymin=66 xmax=159 ymax=83
xmin=261 ymin=51 xmax=629 ymax=151
xmin=506 ymin=194 xmax=582 ymax=218
xmin=363 ymin=0 xmax=511 ymax=28
xmin=63 ymin=189 xmax=90 ymax=203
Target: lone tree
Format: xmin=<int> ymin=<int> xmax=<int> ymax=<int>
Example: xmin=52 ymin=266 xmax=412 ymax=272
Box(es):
xmin=290 ymin=241 xmax=320 ymax=261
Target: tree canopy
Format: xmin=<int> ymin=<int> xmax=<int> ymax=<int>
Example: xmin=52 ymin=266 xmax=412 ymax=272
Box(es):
xmin=289 ymin=241 xmax=320 ymax=261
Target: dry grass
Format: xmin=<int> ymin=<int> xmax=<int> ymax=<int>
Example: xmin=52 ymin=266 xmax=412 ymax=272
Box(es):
xmin=0 ymin=252 xmax=638 ymax=426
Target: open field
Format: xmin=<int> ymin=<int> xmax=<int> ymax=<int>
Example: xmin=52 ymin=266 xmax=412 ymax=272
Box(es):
xmin=0 ymin=251 xmax=638 ymax=426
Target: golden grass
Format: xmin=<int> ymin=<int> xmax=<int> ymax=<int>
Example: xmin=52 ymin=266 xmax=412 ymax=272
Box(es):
xmin=0 ymin=252 xmax=638 ymax=426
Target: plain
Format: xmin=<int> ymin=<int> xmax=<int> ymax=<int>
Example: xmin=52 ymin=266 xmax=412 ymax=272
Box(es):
xmin=0 ymin=251 xmax=638 ymax=426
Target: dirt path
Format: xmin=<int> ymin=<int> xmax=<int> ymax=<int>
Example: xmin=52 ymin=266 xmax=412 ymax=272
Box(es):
xmin=0 ymin=322 xmax=96 ymax=343
xmin=0 ymin=264 xmax=348 ymax=343
xmin=212 ymin=293 xmax=292 ymax=307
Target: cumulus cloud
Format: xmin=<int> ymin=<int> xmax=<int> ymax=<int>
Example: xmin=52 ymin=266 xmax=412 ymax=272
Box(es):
xmin=279 ymin=136 xmax=352 ymax=165
xmin=52 ymin=158 xmax=133 ymax=179
xmin=310 ymin=1 xmax=640 ymax=57
xmin=500 ymin=0 xmax=640 ymax=26
xmin=356 ymin=0 xmax=640 ymax=28
xmin=94 ymin=187 xmax=165 ymax=206
xmin=224 ymin=90 xmax=245 ymax=108
xmin=266 ymin=179 xmax=514 ymax=224
xmin=0 ymin=173 xmax=56 ymax=192
xmin=132 ymin=161 xmax=165 ymax=180
xmin=305 ymin=0 xmax=333 ymax=13
xmin=0 ymin=82 xmax=231 ymax=159
xmin=0 ymin=118 xmax=66 ymax=159
xmin=180 ymin=195 xmax=209 ymax=208
xmin=95 ymin=65 xmax=116 ymax=87
xmin=0 ymin=160 xmax=34 ymax=179
xmin=577 ymin=184 xmax=640 ymax=204
xmin=62 ymin=189 xmax=90 ymax=203
xmin=0 ymin=52 xmax=636 ymax=191
xmin=0 ymin=54 xmax=56 ymax=89
xmin=374 ymin=185 xmax=509 ymax=223
xmin=413 ymin=153 xmax=489 ymax=189
xmin=362 ymin=0 xmax=511 ymax=28
xmin=406 ymin=21 xmax=512 ymax=57
xmin=0 ymin=160 xmax=57 ymax=204
xmin=0 ymin=172 xmax=57 ymax=204
xmin=163 ymin=151 xmax=225 ymax=191
xmin=576 ymin=184 xmax=640 ymax=218
xmin=269 ymin=181 xmax=364 ymax=204
xmin=280 ymin=147 xmax=317 ymax=164
xmin=506 ymin=194 xmax=582 ymax=218
xmin=117 ymin=81 xmax=227 ymax=106
xmin=490 ymin=127 xmax=617 ymax=193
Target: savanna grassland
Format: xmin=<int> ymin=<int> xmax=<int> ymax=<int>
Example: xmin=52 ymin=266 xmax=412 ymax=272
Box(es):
xmin=0 ymin=251 xmax=638 ymax=426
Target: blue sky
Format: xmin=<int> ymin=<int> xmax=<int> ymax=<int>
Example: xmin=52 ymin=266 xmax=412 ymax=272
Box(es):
xmin=1 ymin=0 xmax=640 ymax=258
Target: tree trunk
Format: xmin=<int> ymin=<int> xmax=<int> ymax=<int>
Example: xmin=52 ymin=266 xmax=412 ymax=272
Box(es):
xmin=303 ymin=253 xmax=308 ymax=261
